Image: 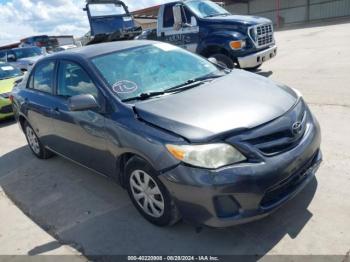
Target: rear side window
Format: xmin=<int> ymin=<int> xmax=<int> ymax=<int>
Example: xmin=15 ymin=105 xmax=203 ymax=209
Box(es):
xmin=31 ymin=61 xmax=55 ymax=93
xmin=163 ymin=4 xmax=175 ymax=28
xmin=57 ymin=61 xmax=98 ymax=98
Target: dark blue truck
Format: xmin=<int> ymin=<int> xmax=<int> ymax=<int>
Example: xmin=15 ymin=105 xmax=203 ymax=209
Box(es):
xmin=84 ymin=0 xmax=142 ymax=45
xmin=137 ymin=0 xmax=277 ymax=69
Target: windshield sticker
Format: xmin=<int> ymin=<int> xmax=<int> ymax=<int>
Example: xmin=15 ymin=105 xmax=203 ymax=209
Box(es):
xmin=112 ymin=80 xmax=138 ymax=94
xmin=1 ymin=66 xmax=15 ymax=71
xmin=153 ymin=43 xmax=178 ymax=52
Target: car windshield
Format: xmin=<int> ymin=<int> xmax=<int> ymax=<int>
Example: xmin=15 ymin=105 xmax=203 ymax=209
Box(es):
xmin=12 ymin=47 xmax=42 ymax=59
xmin=186 ymin=0 xmax=230 ymax=18
xmin=92 ymin=43 xmax=220 ymax=101
xmin=0 ymin=64 xmax=22 ymax=80
xmin=89 ymin=3 xmax=127 ymax=17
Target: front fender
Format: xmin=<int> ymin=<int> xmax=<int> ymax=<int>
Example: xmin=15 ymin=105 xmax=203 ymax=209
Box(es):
xmin=197 ymin=30 xmax=247 ymax=56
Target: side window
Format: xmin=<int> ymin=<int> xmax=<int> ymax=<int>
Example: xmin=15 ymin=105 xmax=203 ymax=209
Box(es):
xmin=32 ymin=61 xmax=55 ymax=93
xmin=182 ymin=7 xmax=193 ymax=23
xmin=163 ymin=4 xmax=175 ymax=28
xmin=57 ymin=61 xmax=98 ymax=98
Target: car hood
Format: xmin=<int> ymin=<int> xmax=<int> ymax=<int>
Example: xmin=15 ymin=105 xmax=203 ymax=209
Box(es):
xmin=134 ymin=70 xmax=298 ymax=142
xmin=0 ymin=77 xmax=20 ymax=94
xmin=205 ymin=14 xmax=271 ymax=26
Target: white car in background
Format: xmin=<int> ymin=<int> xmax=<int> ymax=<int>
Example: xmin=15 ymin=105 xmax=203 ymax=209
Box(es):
xmin=0 ymin=47 xmax=45 ymax=71
xmin=54 ymin=45 xmax=78 ymax=52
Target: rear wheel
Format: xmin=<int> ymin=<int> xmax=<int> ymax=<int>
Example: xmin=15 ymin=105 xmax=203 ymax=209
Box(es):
xmin=125 ymin=157 xmax=181 ymax=226
xmin=24 ymin=122 xmax=53 ymax=159
xmin=209 ymin=53 xmax=235 ymax=69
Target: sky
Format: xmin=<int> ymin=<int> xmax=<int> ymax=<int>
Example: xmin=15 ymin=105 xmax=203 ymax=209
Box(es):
xmin=0 ymin=0 xmax=168 ymax=45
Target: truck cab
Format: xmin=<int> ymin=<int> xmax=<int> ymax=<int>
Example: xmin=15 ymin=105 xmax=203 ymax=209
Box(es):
xmin=84 ymin=0 xmax=141 ymax=45
xmin=139 ymin=0 xmax=277 ymax=69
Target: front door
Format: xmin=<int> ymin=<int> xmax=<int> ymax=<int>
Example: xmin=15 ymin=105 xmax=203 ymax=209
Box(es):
xmin=158 ymin=3 xmax=200 ymax=52
xmin=50 ymin=60 xmax=112 ymax=175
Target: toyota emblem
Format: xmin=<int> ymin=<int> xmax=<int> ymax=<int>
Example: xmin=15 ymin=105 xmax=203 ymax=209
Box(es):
xmin=292 ymin=122 xmax=303 ymax=135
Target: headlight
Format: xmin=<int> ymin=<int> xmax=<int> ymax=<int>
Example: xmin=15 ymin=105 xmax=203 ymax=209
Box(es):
xmin=166 ymin=143 xmax=246 ymax=169
xmin=230 ymin=40 xmax=246 ymax=50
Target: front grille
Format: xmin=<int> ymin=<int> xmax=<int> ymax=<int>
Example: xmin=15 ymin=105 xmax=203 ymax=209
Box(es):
xmin=260 ymin=150 xmax=319 ymax=207
xmin=250 ymin=23 xmax=274 ymax=48
xmin=0 ymin=104 xmax=13 ymax=114
xmin=244 ymin=100 xmax=307 ymax=156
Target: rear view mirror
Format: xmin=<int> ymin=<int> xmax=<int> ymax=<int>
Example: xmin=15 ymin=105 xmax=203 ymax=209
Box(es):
xmin=68 ymin=94 xmax=99 ymax=111
xmin=173 ymin=4 xmax=182 ymax=31
xmin=191 ymin=16 xmax=197 ymax=27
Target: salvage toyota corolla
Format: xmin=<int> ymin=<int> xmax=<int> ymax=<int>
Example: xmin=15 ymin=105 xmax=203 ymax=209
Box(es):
xmin=11 ymin=41 xmax=322 ymax=227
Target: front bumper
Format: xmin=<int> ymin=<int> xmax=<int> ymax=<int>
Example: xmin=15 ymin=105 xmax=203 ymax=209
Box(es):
xmin=159 ymin=111 xmax=321 ymax=228
xmin=0 ymin=98 xmax=13 ymax=120
xmin=237 ymin=45 xmax=277 ymax=69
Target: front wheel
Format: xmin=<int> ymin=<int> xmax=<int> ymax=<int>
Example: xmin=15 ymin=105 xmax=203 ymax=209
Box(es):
xmin=24 ymin=122 xmax=53 ymax=159
xmin=125 ymin=157 xmax=181 ymax=226
xmin=209 ymin=53 xmax=235 ymax=69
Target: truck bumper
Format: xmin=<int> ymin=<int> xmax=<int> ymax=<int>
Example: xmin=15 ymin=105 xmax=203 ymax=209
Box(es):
xmin=238 ymin=45 xmax=277 ymax=69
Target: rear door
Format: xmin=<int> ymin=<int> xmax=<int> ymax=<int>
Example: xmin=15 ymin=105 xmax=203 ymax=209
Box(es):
xmin=22 ymin=59 xmax=57 ymax=147
xmin=50 ymin=60 xmax=112 ymax=175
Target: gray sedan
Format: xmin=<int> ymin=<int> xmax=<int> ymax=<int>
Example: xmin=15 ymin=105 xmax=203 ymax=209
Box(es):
xmin=11 ymin=41 xmax=322 ymax=227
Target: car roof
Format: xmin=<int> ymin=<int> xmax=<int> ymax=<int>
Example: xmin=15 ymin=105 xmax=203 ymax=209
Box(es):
xmin=48 ymin=40 xmax=156 ymax=60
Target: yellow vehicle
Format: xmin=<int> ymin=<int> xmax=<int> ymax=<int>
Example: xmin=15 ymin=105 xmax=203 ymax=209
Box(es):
xmin=0 ymin=63 xmax=23 ymax=120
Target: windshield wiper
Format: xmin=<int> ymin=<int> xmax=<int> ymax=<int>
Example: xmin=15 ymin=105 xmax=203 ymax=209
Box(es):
xmin=164 ymin=74 xmax=224 ymax=93
xmin=122 ymin=74 xmax=225 ymax=102
xmin=122 ymin=91 xmax=165 ymax=102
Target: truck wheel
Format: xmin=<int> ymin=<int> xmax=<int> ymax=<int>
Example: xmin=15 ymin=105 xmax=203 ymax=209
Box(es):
xmin=125 ymin=156 xmax=181 ymax=227
xmin=210 ymin=54 xmax=235 ymax=69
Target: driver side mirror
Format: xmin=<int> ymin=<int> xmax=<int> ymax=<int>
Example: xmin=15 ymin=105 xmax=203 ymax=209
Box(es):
xmin=190 ymin=16 xmax=197 ymax=27
xmin=68 ymin=94 xmax=99 ymax=112
xmin=173 ymin=4 xmax=183 ymax=31
xmin=7 ymin=54 xmax=16 ymax=62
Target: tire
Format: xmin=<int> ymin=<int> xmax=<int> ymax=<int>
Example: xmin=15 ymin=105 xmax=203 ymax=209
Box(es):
xmin=125 ymin=156 xmax=181 ymax=226
xmin=24 ymin=121 xmax=53 ymax=159
xmin=210 ymin=53 xmax=235 ymax=69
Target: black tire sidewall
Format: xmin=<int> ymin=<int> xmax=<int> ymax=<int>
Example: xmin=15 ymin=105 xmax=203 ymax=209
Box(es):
xmin=210 ymin=53 xmax=235 ymax=69
xmin=125 ymin=157 xmax=175 ymax=226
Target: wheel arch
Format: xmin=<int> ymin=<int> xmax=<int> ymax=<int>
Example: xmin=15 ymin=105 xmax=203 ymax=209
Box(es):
xmin=18 ymin=114 xmax=28 ymax=132
xmin=199 ymin=45 xmax=231 ymax=58
xmin=117 ymin=152 xmax=153 ymax=188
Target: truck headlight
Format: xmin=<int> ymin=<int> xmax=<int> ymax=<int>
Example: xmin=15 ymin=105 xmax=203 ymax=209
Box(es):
xmin=166 ymin=143 xmax=246 ymax=169
xmin=230 ymin=40 xmax=246 ymax=50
